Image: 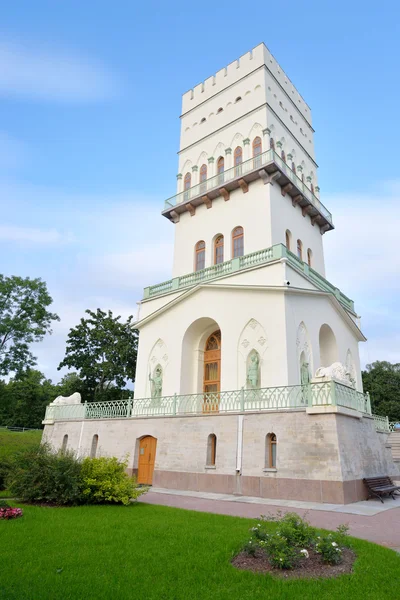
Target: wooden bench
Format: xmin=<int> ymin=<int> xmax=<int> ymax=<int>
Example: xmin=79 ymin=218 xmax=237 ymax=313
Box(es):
xmin=363 ymin=476 xmax=400 ymax=503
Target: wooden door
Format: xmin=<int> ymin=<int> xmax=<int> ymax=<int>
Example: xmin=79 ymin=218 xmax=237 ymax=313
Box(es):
xmin=137 ymin=436 xmax=157 ymax=485
xmin=203 ymin=331 xmax=221 ymax=412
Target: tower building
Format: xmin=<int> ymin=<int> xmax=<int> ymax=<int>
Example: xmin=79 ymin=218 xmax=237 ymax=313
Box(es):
xmin=43 ymin=44 xmax=397 ymax=504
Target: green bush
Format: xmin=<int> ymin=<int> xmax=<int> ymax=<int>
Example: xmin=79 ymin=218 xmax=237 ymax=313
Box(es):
xmin=80 ymin=456 xmax=147 ymax=506
xmin=0 ymin=457 xmax=12 ymax=491
xmin=8 ymin=443 xmax=82 ymax=505
xmin=315 ymin=534 xmax=344 ymax=564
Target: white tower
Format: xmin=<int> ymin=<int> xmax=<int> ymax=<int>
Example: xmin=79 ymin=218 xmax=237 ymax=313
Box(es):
xmin=135 ymin=43 xmax=364 ymax=399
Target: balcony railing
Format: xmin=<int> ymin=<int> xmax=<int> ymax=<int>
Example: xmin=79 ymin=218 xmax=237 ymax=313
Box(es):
xmin=373 ymin=414 xmax=399 ymax=433
xmin=163 ymin=149 xmax=333 ymax=228
xmin=44 ymin=381 xmax=371 ymax=423
xmin=143 ymin=243 xmax=355 ymax=314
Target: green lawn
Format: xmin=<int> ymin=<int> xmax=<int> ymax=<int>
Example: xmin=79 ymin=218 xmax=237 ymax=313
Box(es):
xmin=0 ymin=503 xmax=399 ymax=600
xmin=0 ymin=428 xmax=42 ymax=458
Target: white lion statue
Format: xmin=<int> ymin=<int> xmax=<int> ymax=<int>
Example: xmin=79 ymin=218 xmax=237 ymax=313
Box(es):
xmin=314 ymin=362 xmax=355 ymax=387
xmin=51 ymin=392 xmax=82 ymax=406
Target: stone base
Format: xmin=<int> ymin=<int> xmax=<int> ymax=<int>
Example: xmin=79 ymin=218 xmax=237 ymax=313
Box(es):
xmin=152 ymin=470 xmax=368 ymax=504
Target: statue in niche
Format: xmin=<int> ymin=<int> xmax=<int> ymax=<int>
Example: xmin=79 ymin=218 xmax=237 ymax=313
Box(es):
xmin=247 ymin=351 xmax=260 ymax=389
xmin=300 ymin=361 xmax=310 ymax=386
xmin=149 ymin=365 xmax=163 ymax=399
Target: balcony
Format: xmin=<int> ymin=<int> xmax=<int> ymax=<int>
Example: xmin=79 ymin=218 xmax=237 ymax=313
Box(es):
xmin=43 ymin=381 xmax=370 ymax=423
xmin=143 ymin=243 xmax=355 ymax=314
xmin=163 ymin=149 xmax=333 ymax=231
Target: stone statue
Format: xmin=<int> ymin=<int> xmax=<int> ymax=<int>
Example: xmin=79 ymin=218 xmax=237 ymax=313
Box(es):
xmin=247 ymin=352 xmax=260 ymax=388
xmin=300 ymin=361 xmax=310 ymax=386
xmin=314 ymin=362 xmax=354 ymax=387
xmin=51 ymin=392 xmax=82 ymax=405
xmin=149 ymin=366 xmax=163 ymax=398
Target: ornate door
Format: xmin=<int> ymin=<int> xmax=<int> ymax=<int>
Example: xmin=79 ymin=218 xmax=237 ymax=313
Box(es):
xmin=203 ymin=330 xmax=221 ymax=412
xmin=137 ymin=436 xmax=157 ymax=485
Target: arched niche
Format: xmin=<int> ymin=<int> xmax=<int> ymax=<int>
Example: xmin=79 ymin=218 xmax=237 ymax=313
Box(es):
xmin=180 ymin=317 xmax=221 ymax=395
xmin=147 ymin=339 xmax=168 ymax=398
xmin=246 ymin=349 xmax=261 ymax=389
xmin=296 ymin=321 xmax=313 ymax=383
xmin=319 ymin=324 xmax=338 ymax=368
xmin=237 ymin=319 xmax=268 ymax=388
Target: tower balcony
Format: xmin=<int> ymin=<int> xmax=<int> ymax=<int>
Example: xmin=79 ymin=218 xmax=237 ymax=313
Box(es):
xmin=163 ymin=149 xmax=333 ymax=231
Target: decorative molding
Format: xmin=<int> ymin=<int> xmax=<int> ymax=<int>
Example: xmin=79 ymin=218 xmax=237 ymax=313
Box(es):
xmin=186 ymin=203 xmax=196 ymax=216
xmin=225 ymin=147 xmax=232 ymax=155
xmin=220 ymin=187 xmax=230 ymax=201
xmin=208 ymin=156 xmax=215 ymax=164
xmin=202 ymin=195 xmax=212 ymax=209
xmin=243 ymin=137 xmax=250 ymax=145
xmin=259 ymin=169 xmax=280 ymax=185
xmin=292 ymin=194 xmax=303 ymax=207
xmin=170 ymin=210 xmax=180 ymax=223
xmin=191 ymin=165 xmax=198 ymax=172
xmin=281 ymin=183 xmax=293 ymax=197
xmin=176 ymin=173 xmax=182 ymax=180
xmin=241 ymin=339 xmax=250 ymax=348
xmin=238 ymin=179 xmax=249 ymax=193
xmin=262 ymin=128 xmax=271 ymax=136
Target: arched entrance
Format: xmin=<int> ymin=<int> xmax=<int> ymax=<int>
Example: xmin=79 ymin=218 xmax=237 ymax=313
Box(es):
xmin=203 ymin=330 xmax=221 ymax=412
xmin=137 ymin=436 xmax=157 ymax=485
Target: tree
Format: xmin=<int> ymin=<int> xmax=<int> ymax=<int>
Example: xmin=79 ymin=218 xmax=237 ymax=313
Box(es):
xmin=58 ymin=309 xmax=138 ymax=401
xmin=362 ymin=361 xmax=400 ymax=422
xmin=0 ymin=275 xmax=59 ymax=375
xmin=6 ymin=369 xmax=56 ymax=428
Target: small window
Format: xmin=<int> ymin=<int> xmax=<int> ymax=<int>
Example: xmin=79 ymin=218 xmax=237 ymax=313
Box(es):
xmin=214 ymin=235 xmax=224 ymax=264
xmin=195 ymin=240 xmax=206 ymax=271
xmin=235 ymin=96 xmax=242 ymax=103
xmin=184 ymin=172 xmax=191 ymax=190
xmin=90 ymin=434 xmax=99 ymax=458
xmin=281 ymin=150 xmax=286 ymax=162
xmin=200 ymin=117 xmax=206 ymax=124
xmin=310 ymin=183 xmax=315 ymax=195
xmin=266 ymin=433 xmax=277 ymax=468
xmin=269 ymin=137 xmax=275 ymax=151
xmin=61 ymin=434 xmax=68 ymax=453
xmin=307 ymin=248 xmax=312 ymax=267
xmin=200 ymin=164 xmax=207 ymax=192
xmin=285 ymin=229 xmax=291 ymax=251
xmin=217 ymin=107 xmax=223 ymax=113
xmin=291 ymin=162 xmax=296 ymax=173
xmin=297 ymin=239 xmax=303 ymax=261
xmin=207 ymin=434 xmax=217 ymax=466
xmin=217 ymin=156 xmax=224 ymax=184
xmin=234 ymin=146 xmax=242 ymax=176
xmin=232 ymin=226 xmax=244 ymax=258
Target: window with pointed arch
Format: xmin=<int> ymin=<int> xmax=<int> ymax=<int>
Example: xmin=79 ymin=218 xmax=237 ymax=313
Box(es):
xmin=307 ymin=248 xmax=312 ymax=267
xmin=234 ymin=146 xmax=243 ymax=176
xmin=214 ymin=235 xmax=224 ymax=264
xmin=269 ymin=137 xmax=275 ymax=151
xmin=207 ymin=434 xmax=217 ymax=466
xmin=291 ymin=161 xmax=296 ymax=173
xmin=195 ymin=240 xmax=206 ymax=272
xmin=297 ymin=239 xmax=303 ymax=261
xmin=90 ymin=434 xmax=99 ymax=458
xmin=61 ymin=434 xmax=68 ymax=453
xmin=200 ymin=164 xmax=207 ymax=193
xmin=285 ymin=229 xmax=292 ymax=251
xmin=310 ymin=182 xmax=315 ymax=195
xmin=266 ymin=433 xmax=277 ymax=468
xmin=252 ymin=136 xmax=262 ymax=168
xmin=183 ymin=172 xmax=191 ymax=200
xmin=232 ymin=226 xmax=244 ymax=258
xmin=217 ymin=156 xmax=224 ymax=184
xmin=281 ymin=150 xmax=286 ymax=163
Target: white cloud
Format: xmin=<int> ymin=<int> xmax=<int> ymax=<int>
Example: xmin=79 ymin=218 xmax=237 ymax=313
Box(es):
xmin=0 ymin=39 xmax=119 ymax=102
xmin=0 ymin=224 xmax=74 ymax=245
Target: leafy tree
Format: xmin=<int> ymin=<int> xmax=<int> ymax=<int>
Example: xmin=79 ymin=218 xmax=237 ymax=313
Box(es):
xmin=58 ymin=309 xmax=138 ymax=401
xmin=6 ymin=369 xmax=56 ymax=428
xmin=362 ymin=361 xmax=400 ymax=422
xmin=0 ymin=275 xmax=59 ymax=375
xmin=56 ymin=372 xmax=86 ymax=398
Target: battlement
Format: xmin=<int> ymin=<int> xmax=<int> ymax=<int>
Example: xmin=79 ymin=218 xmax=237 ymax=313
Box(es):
xmin=181 ymin=43 xmax=312 ymax=125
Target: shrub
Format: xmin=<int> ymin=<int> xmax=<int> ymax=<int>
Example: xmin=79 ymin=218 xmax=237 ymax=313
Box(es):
xmin=80 ymin=456 xmax=147 ymax=506
xmin=315 ymin=534 xmax=343 ymax=564
xmin=0 ymin=457 xmax=12 ymax=491
xmin=273 ymin=512 xmax=315 ymax=548
xmin=261 ymin=533 xmax=299 ymax=569
xmin=8 ymin=443 xmax=82 ymax=505
xmin=0 ymin=506 xmax=23 ymax=520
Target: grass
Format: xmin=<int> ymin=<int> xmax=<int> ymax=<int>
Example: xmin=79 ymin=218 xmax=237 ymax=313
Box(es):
xmin=0 ymin=428 xmax=42 ymax=458
xmin=0 ymin=503 xmax=399 ymax=600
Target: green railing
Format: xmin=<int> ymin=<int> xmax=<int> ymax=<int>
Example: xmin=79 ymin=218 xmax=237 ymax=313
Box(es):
xmin=373 ymin=415 xmax=399 ymax=433
xmin=143 ymin=244 xmax=355 ymax=313
xmin=164 ymin=149 xmax=333 ymax=226
xmin=44 ymin=381 xmax=371 ymax=422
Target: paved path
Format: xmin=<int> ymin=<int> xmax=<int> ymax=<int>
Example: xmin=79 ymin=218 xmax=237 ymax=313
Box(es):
xmin=140 ymin=488 xmax=400 ymax=552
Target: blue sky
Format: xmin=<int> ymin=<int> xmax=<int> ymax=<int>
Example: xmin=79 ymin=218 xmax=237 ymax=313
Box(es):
xmin=1 ymin=0 xmax=399 ymax=382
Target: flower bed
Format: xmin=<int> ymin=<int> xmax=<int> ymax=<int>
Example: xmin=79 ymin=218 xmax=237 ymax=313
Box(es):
xmin=232 ymin=512 xmax=356 ymax=580
xmin=0 ymin=503 xmax=23 ymax=520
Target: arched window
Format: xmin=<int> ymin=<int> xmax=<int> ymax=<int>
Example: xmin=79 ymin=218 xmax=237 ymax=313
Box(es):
xmin=200 ymin=164 xmax=207 ymax=193
xmin=195 ymin=240 xmax=206 ymax=271
xmin=184 ymin=172 xmax=191 ymax=200
xmin=217 ymin=156 xmax=224 ymax=184
xmin=266 ymin=433 xmax=277 ymax=468
xmin=269 ymin=137 xmax=275 ymax=151
xmin=235 ymin=96 xmax=242 ymax=103
xmin=90 ymin=434 xmax=99 ymax=458
xmin=310 ymin=182 xmax=315 ymax=195
xmin=61 ymin=434 xmax=68 ymax=453
xmin=234 ymin=146 xmax=243 ymax=176
xmin=252 ymin=136 xmax=262 ymax=168
xmin=214 ymin=235 xmax=224 ymax=264
xmin=301 ymin=173 xmax=305 ymax=183
xmin=291 ymin=161 xmax=296 ymax=173
xmin=200 ymin=117 xmax=206 ymax=124
xmin=281 ymin=150 xmax=286 ymax=163
xmin=217 ymin=107 xmax=223 ymax=113
xmin=297 ymin=239 xmax=303 ymax=260
xmin=232 ymin=226 xmax=244 ymax=257
xmin=207 ymin=434 xmax=217 ymax=466
xmin=307 ymin=248 xmax=312 ymax=267
xmin=285 ymin=229 xmax=292 ymax=250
